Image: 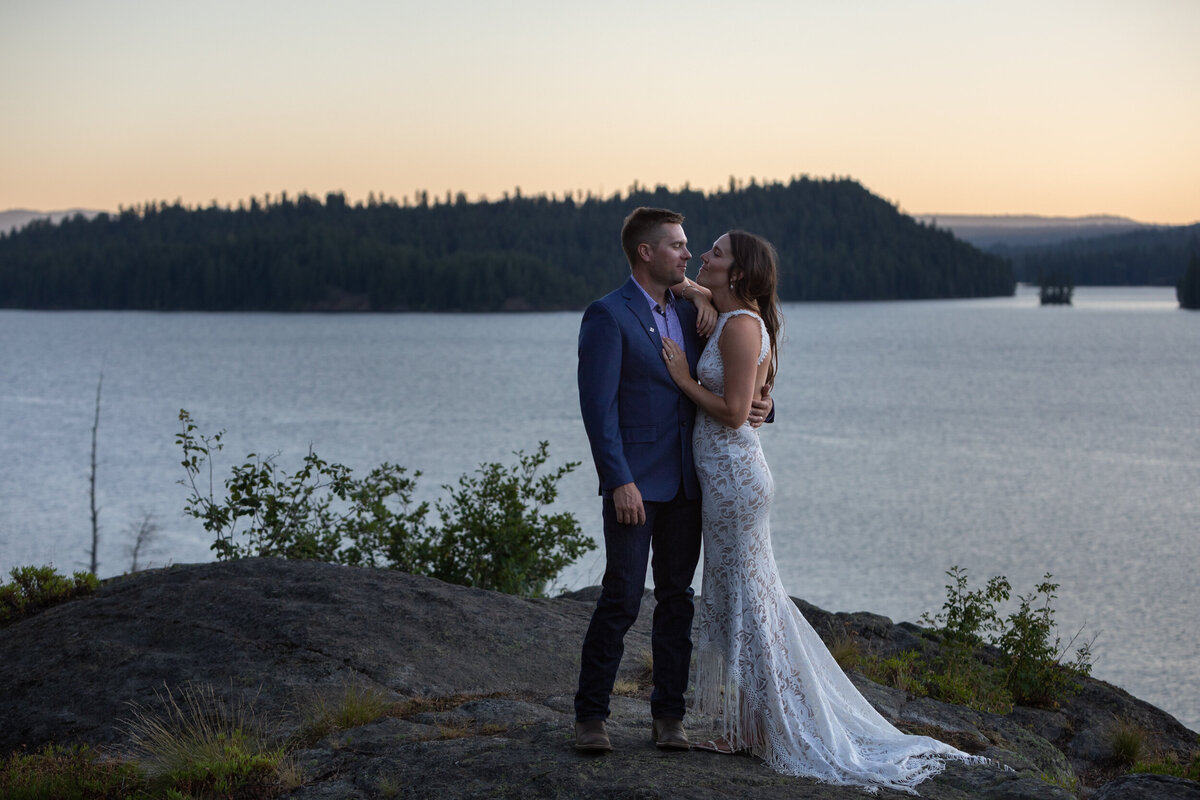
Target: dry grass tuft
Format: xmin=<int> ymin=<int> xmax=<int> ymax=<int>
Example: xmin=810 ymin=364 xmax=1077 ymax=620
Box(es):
xmin=633 ymin=649 xmax=654 ymax=685
xmin=121 ymin=683 xmax=278 ymax=779
xmin=299 ymin=680 xmax=393 ymax=742
xmin=1109 ymin=720 xmax=1146 ymax=766
xmin=828 ymin=630 xmax=862 ymax=671
xmin=120 ymin=682 xmax=293 ymax=797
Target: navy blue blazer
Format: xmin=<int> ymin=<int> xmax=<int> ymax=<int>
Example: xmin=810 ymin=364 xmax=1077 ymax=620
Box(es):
xmin=577 ymin=276 xmax=702 ymax=503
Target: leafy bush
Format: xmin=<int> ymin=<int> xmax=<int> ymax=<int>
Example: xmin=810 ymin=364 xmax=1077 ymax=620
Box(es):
xmin=0 ymin=566 xmax=99 ymax=626
xmin=997 ymin=576 xmax=1094 ymax=706
xmin=923 ymin=565 xmax=1010 ymax=646
xmin=920 ymin=566 xmax=1093 ymax=709
xmin=424 ymin=442 xmax=592 ymax=596
xmin=178 ymin=411 xmax=427 ymax=566
xmin=177 ymin=409 xmax=592 ymax=597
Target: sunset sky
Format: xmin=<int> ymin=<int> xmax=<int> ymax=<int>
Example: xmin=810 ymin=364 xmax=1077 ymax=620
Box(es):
xmin=2 ymin=0 xmax=1197 ymax=224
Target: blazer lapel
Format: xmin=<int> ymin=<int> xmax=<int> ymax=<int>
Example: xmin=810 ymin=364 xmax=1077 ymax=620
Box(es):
xmin=621 ymin=277 xmax=662 ymax=349
xmin=677 ymin=301 xmax=702 ymax=372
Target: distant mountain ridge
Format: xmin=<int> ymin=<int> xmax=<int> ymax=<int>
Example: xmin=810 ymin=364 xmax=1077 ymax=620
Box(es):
xmin=911 ymin=213 xmax=1199 ymax=286
xmin=0 ymin=208 xmax=102 ymax=234
xmin=912 ymin=213 xmax=1156 ymax=248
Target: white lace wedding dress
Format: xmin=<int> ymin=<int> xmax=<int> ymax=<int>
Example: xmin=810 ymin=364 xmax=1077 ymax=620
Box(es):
xmin=691 ymin=310 xmax=985 ymax=794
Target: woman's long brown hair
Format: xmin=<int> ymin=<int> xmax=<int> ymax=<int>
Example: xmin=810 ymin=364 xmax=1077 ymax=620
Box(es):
xmin=728 ymin=229 xmax=782 ymax=388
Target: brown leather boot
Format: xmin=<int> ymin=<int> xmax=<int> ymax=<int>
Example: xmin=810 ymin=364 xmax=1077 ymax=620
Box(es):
xmin=652 ymin=718 xmax=690 ymax=750
xmin=575 ymin=719 xmax=613 ymax=752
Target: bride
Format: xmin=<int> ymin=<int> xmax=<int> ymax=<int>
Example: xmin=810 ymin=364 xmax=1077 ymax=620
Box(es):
xmin=661 ymin=230 xmax=984 ymax=793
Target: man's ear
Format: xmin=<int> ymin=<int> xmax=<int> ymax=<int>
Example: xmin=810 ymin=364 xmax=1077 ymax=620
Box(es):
xmin=637 ymin=242 xmax=653 ymax=263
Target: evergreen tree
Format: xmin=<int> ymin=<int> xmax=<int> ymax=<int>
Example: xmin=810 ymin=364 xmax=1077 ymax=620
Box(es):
xmin=1178 ymin=250 xmax=1200 ymax=310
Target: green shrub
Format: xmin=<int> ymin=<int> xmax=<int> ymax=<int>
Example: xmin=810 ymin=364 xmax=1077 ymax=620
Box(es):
xmin=178 ymin=410 xmax=427 ymax=566
xmin=918 ymin=566 xmax=1093 ymax=710
xmin=920 ymin=565 xmax=1010 ymax=646
xmin=424 ymin=442 xmax=591 ymax=596
xmin=0 ymin=566 xmax=99 ymax=626
xmin=997 ymin=576 xmax=1093 ymax=706
xmin=177 ymin=409 xmax=592 ymax=596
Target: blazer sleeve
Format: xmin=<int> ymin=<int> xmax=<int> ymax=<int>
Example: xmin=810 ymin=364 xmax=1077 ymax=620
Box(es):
xmin=578 ymin=301 xmax=634 ymax=492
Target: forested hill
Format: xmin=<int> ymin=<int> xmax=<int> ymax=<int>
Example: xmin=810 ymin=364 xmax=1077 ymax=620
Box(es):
xmin=992 ymin=223 xmax=1200 ymax=286
xmin=0 ymin=178 xmax=1014 ymax=312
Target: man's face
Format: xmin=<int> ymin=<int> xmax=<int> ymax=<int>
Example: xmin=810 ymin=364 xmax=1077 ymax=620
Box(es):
xmin=643 ymin=223 xmax=691 ymax=288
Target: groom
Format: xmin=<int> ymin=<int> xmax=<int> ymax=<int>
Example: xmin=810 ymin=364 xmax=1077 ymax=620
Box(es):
xmin=574 ymin=207 xmax=768 ymax=752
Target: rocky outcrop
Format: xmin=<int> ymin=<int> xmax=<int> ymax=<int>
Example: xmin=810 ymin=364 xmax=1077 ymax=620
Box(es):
xmin=792 ymin=599 xmax=1200 ymax=791
xmin=1091 ymin=774 xmax=1200 ymax=800
xmin=1 ymin=559 xmax=1195 ymax=798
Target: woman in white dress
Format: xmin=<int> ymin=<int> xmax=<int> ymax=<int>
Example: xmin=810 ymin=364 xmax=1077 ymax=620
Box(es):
xmin=662 ymin=230 xmax=984 ymax=793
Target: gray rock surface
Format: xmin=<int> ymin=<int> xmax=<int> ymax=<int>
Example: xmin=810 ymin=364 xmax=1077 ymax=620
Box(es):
xmin=1091 ymin=774 xmax=1200 ymax=799
xmin=1 ymin=559 xmax=1194 ymax=798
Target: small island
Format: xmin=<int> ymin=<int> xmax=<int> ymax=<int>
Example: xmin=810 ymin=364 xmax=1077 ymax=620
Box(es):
xmin=1178 ymin=251 xmax=1200 ymax=310
xmin=1040 ymin=271 xmax=1075 ymax=305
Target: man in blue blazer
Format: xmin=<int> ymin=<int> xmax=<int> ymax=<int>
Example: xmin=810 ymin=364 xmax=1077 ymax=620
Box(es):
xmin=574 ymin=208 xmax=769 ymax=753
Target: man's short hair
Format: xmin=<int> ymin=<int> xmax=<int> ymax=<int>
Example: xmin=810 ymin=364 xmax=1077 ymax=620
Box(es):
xmin=621 ymin=207 xmax=685 ymax=266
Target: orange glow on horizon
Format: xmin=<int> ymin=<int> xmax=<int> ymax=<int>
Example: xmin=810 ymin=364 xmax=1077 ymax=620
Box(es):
xmin=1 ymin=1 xmax=1197 ymax=225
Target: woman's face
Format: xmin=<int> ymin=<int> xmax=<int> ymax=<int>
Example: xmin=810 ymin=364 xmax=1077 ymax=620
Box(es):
xmin=697 ymin=233 xmax=736 ymax=291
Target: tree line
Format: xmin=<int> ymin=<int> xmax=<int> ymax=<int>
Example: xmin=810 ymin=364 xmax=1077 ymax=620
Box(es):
xmin=992 ymin=224 xmax=1200 ymax=287
xmin=0 ymin=177 xmax=1015 ymax=312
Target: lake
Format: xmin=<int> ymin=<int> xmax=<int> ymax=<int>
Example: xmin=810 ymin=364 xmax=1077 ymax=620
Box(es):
xmin=1 ymin=285 xmax=1197 ymax=731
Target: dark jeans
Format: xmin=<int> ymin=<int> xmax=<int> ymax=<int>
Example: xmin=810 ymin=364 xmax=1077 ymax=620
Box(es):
xmin=574 ymin=487 xmax=701 ymax=722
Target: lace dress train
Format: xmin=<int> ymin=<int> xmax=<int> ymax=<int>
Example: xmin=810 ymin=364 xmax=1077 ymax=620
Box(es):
xmin=691 ymin=310 xmax=985 ymax=794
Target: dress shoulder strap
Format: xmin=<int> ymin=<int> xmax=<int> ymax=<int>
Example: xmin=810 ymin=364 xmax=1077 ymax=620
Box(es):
xmin=720 ymin=310 xmax=771 ymax=366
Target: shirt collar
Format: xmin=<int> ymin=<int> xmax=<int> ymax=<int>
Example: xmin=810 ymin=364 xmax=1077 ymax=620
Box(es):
xmin=633 ymin=279 xmax=674 ymax=314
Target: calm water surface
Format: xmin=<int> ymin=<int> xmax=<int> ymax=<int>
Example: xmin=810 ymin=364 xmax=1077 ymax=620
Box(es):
xmin=1 ymin=286 xmax=1197 ymax=730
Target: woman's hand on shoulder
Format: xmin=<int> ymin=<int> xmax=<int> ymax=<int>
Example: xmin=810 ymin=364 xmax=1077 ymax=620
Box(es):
xmin=690 ymin=289 xmax=717 ymax=337
xmin=672 ymin=279 xmax=717 ymax=337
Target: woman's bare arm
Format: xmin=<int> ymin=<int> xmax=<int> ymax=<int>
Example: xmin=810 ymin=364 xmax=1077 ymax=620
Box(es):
xmin=662 ymin=314 xmax=764 ymax=428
